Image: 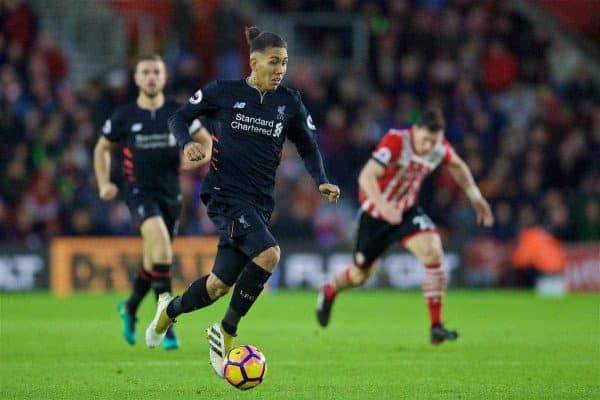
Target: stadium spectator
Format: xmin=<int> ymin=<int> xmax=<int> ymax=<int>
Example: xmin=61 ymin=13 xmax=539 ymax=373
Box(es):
xmin=33 ymin=31 xmax=68 ymax=82
xmin=2 ymin=0 xmax=37 ymax=50
xmin=483 ymin=39 xmax=518 ymax=92
xmin=212 ymin=0 xmax=246 ymax=80
xmin=511 ymin=226 xmax=567 ymax=287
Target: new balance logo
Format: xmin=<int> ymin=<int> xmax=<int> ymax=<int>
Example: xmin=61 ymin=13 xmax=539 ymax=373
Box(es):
xmin=233 ymin=102 xmax=246 ymax=109
xmin=238 ymin=215 xmax=250 ymax=229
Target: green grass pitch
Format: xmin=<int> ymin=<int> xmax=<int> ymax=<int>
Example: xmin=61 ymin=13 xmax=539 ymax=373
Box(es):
xmin=1 ymin=290 xmax=598 ymax=399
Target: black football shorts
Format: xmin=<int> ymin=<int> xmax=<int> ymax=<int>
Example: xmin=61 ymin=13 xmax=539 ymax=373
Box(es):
xmin=207 ymin=199 xmax=278 ymax=285
xmin=126 ymin=190 xmax=181 ymax=239
xmin=353 ymin=205 xmax=437 ymax=268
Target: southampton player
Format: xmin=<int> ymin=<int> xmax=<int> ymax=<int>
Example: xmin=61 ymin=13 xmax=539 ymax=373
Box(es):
xmin=315 ymin=109 xmax=494 ymax=344
xmin=145 ymin=27 xmax=340 ymax=375
xmin=93 ymin=55 xmax=211 ymax=350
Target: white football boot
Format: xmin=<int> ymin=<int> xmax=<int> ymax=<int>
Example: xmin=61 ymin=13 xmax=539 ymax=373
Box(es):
xmin=145 ymin=292 xmax=174 ymax=348
xmin=206 ymin=322 xmax=234 ymax=378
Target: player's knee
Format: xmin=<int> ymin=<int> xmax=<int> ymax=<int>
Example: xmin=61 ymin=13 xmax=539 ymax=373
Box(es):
xmin=256 ymin=246 xmax=280 ymax=270
xmin=349 ymin=254 xmax=378 ymax=286
xmin=211 ymin=285 xmax=231 ymax=298
xmin=353 ymin=251 xmax=371 ymax=270
xmin=356 ymin=263 xmax=378 ymax=284
xmin=206 ymin=274 xmax=231 ymax=299
xmin=421 ymin=244 xmax=443 ymax=264
xmin=354 ymin=253 xmax=378 ymax=274
xmin=351 ymin=268 xmax=369 ymax=285
xmin=151 ymin=243 xmax=173 ymax=264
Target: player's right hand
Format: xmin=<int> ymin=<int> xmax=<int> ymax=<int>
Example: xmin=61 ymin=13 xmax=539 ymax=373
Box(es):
xmin=319 ymin=183 xmax=341 ymax=203
xmin=99 ymin=182 xmax=118 ymax=201
xmin=376 ymin=201 xmax=402 ymax=225
xmin=183 ymin=142 xmax=206 ymax=162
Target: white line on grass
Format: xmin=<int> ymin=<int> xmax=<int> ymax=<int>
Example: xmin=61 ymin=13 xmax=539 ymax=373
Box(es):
xmin=5 ymin=360 xmax=598 ymax=367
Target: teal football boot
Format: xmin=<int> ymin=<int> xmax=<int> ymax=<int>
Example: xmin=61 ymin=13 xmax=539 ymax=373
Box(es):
xmin=118 ymin=301 xmax=136 ymax=345
xmin=162 ymin=325 xmax=180 ymax=350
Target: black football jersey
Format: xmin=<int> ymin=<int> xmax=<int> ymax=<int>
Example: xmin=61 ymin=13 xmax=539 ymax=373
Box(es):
xmin=169 ymin=79 xmax=328 ymax=212
xmin=102 ymin=100 xmax=187 ymax=196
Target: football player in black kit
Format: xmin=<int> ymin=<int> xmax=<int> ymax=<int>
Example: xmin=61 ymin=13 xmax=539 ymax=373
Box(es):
xmin=94 ymin=55 xmax=211 ymax=350
xmin=145 ymin=27 xmax=341 ymax=376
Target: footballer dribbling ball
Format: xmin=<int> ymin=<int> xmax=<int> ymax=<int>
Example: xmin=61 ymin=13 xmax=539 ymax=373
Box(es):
xmin=223 ymin=345 xmax=268 ymax=390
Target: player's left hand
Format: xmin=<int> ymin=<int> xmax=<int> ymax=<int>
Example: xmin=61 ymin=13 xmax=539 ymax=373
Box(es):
xmin=319 ymin=183 xmax=341 ymax=203
xmin=471 ymin=197 xmax=494 ymax=227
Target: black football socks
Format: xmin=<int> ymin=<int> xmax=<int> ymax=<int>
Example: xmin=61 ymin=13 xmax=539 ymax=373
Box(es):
xmin=126 ymin=267 xmax=152 ymax=315
xmin=222 ymin=262 xmax=271 ymax=336
xmin=151 ymin=263 xmax=172 ymax=298
xmin=166 ymin=275 xmax=214 ymax=318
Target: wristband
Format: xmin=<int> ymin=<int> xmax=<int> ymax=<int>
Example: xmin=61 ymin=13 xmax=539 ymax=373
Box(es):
xmin=465 ymin=185 xmax=482 ymax=201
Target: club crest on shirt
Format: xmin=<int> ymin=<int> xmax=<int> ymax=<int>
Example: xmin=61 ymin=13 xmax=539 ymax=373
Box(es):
xmin=277 ymin=105 xmax=286 ymax=120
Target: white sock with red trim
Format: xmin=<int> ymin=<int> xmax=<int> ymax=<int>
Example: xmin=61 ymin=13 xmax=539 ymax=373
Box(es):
xmin=423 ymin=262 xmax=446 ymax=327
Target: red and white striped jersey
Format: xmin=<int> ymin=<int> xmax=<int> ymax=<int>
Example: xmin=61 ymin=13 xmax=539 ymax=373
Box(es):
xmin=359 ymin=128 xmax=454 ymax=220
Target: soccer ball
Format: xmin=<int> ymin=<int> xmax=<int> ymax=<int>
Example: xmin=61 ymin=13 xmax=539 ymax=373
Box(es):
xmin=223 ymin=345 xmax=268 ymax=390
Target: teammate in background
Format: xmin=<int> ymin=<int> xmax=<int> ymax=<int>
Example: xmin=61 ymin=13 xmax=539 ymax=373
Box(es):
xmin=316 ymin=109 xmax=494 ymax=344
xmin=93 ymin=55 xmax=211 ymax=350
xmin=145 ymin=27 xmax=340 ymax=376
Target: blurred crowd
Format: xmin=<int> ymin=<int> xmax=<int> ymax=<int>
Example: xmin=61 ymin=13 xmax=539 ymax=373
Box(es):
xmin=1 ymin=0 xmax=599 ymax=250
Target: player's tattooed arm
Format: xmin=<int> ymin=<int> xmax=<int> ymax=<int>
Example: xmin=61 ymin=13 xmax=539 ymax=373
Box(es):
xmin=181 ymin=127 xmax=213 ymax=169
xmin=444 ymin=153 xmax=494 ymax=227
